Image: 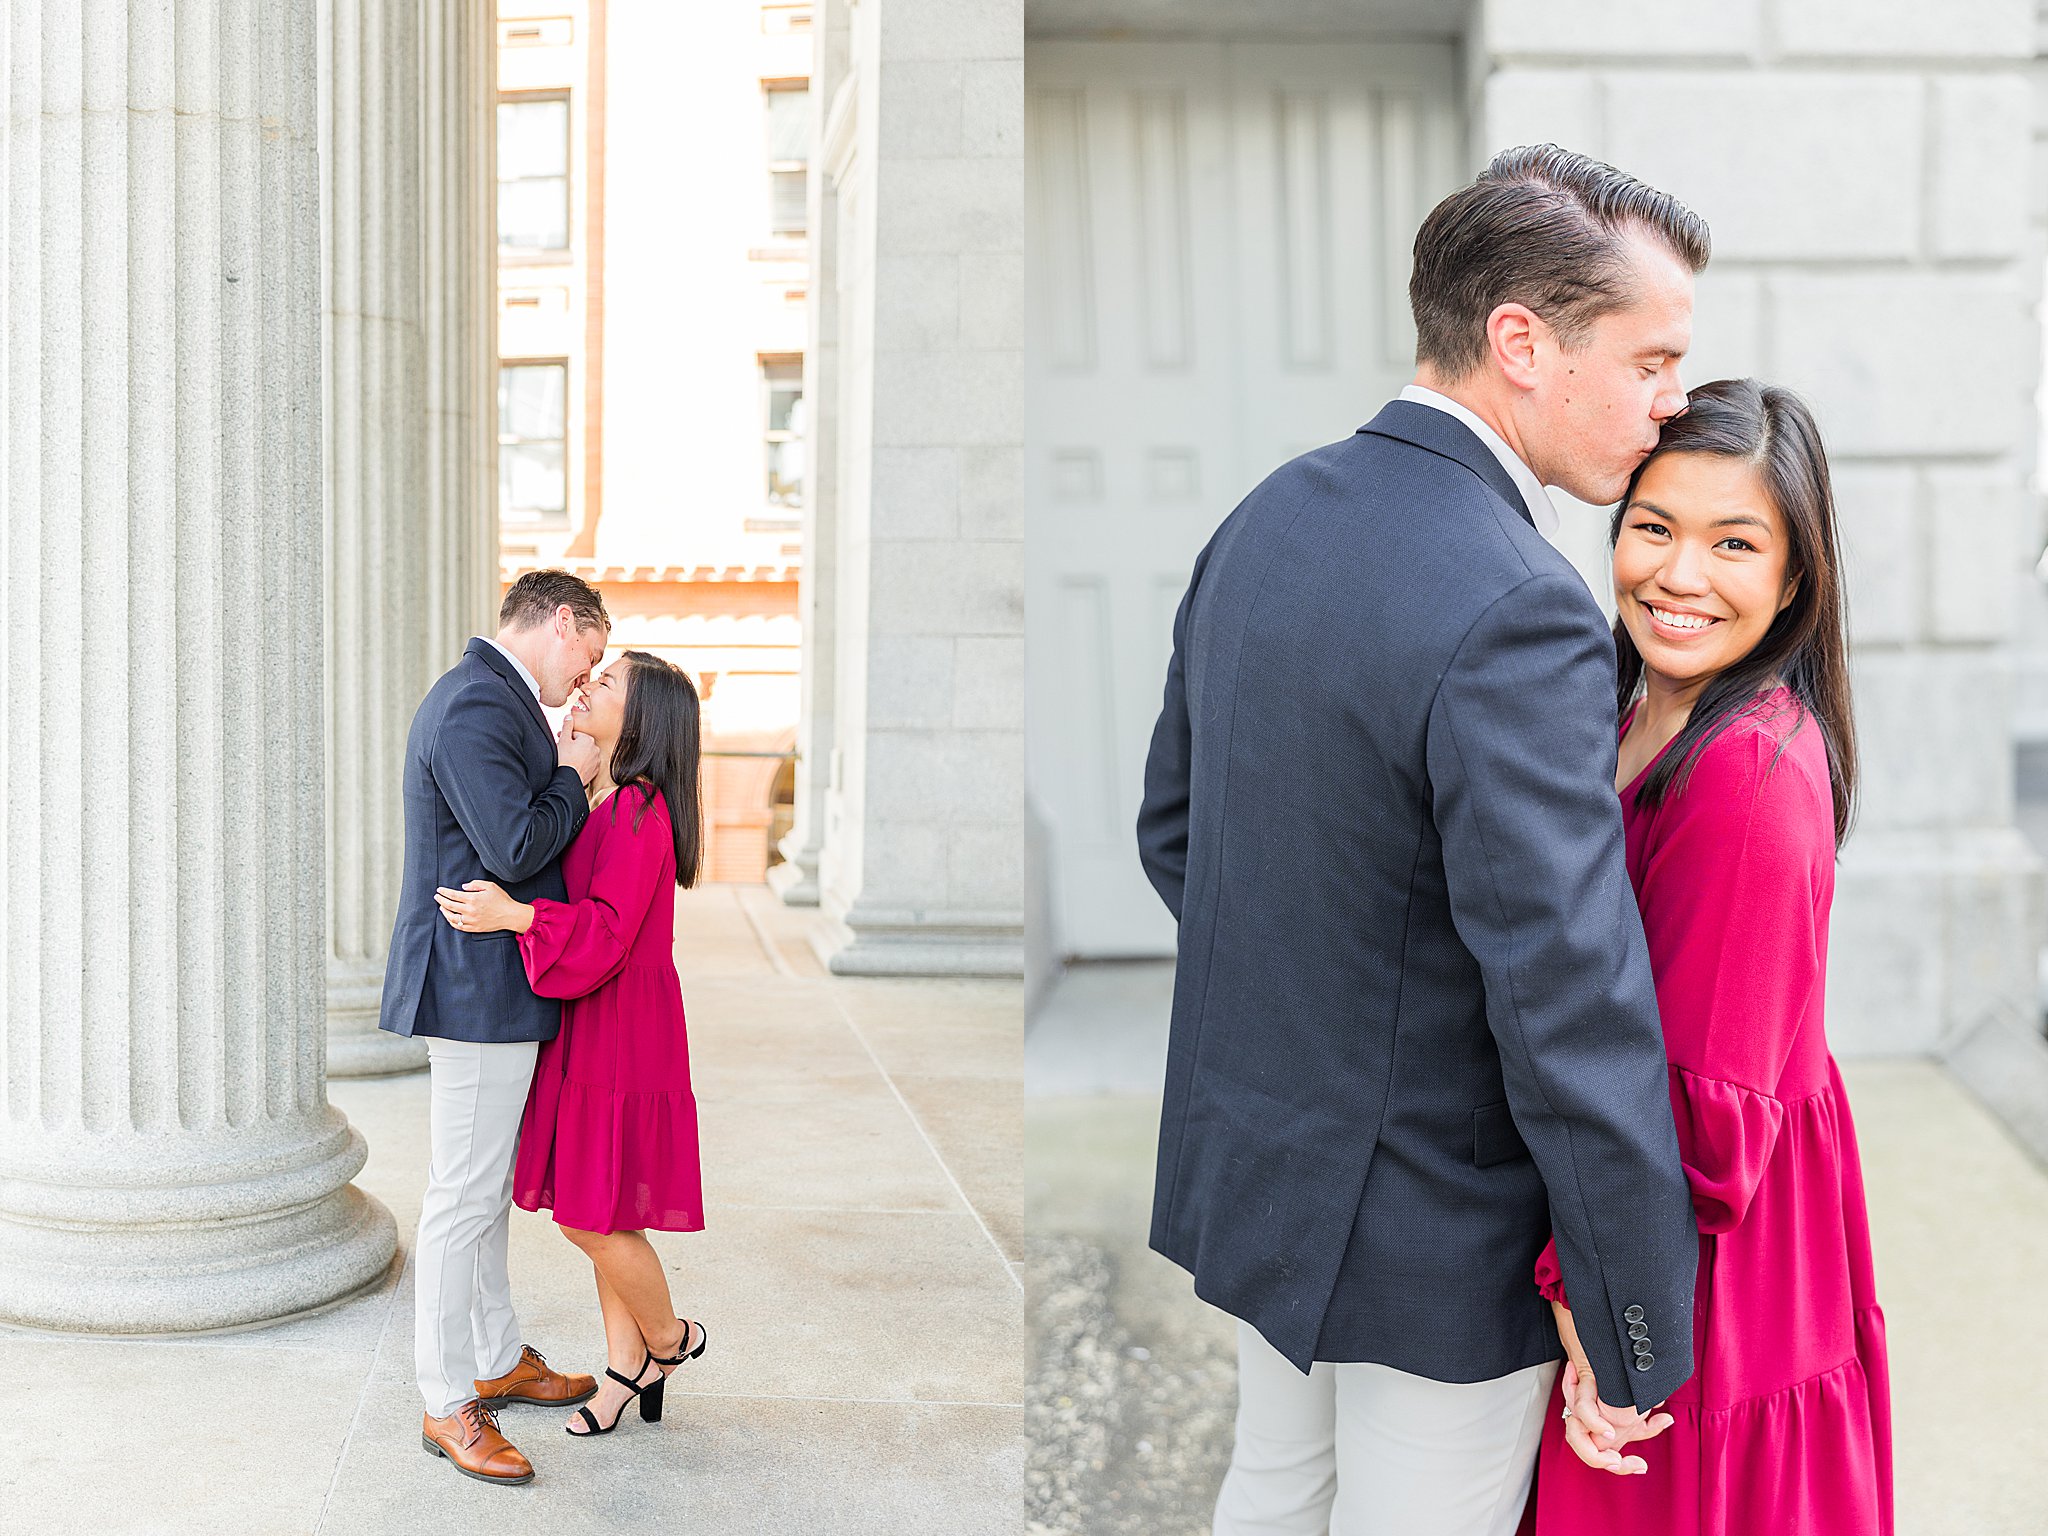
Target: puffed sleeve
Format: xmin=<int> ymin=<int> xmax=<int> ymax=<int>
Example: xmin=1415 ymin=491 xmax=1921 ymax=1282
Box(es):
xmin=1533 ymin=1235 xmax=1567 ymax=1307
xmin=518 ymin=786 xmax=672 ymax=1000
xmin=1636 ymin=716 xmax=1829 ymax=1236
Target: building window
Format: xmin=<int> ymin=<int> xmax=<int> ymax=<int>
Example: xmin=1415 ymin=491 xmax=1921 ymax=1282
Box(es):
xmin=764 ymin=80 xmax=809 ymax=237
xmin=499 ymin=361 xmax=568 ymax=524
xmin=762 ymin=355 xmax=805 ymax=511
xmin=498 ymin=96 xmax=570 ymax=251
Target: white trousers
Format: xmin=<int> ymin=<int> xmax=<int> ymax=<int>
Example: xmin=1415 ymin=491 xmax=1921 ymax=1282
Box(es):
xmin=413 ymin=1037 xmax=540 ymax=1418
xmin=1213 ymin=1321 xmax=1557 ymax=1536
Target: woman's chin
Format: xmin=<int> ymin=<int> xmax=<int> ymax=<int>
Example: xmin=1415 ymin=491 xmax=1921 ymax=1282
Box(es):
xmin=1622 ymin=621 xmax=1722 ymax=689
xmin=1641 ymin=650 xmax=1721 ymax=690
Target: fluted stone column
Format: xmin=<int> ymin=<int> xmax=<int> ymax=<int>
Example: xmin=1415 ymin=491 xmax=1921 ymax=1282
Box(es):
xmin=424 ymin=0 xmax=499 ymax=660
xmin=0 ymin=0 xmax=397 ymax=1330
xmin=322 ymin=0 xmax=428 ymax=1076
xmin=771 ymin=0 xmax=850 ymax=909
xmin=322 ymin=0 xmax=497 ymax=1077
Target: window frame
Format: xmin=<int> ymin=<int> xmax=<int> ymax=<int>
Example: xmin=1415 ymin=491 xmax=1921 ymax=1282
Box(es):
xmin=759 ymin=351 xmax=805 ymax=516
xmin=496 ymin=90 xmax=574 ymax=262
xmin=762 ymin=77 xmax=810 ymax=239
xmin=497 ymin=356 xmax=572 ymax=528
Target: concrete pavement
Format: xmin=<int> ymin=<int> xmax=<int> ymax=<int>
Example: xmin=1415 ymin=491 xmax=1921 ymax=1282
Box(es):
xmin=0 ymin=885 xmax=1023 ymax=1535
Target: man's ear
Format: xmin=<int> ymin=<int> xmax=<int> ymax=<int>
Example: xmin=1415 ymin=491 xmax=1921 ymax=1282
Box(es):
xmin=1487 ymin=303 xmax=1542 ymax=390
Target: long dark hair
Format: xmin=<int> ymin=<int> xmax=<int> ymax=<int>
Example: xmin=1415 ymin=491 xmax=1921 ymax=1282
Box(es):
xmin=1612 ymin=378 xmax=1858 ymax=847
xmin=606 ymin=650 xmax=704 ymax=887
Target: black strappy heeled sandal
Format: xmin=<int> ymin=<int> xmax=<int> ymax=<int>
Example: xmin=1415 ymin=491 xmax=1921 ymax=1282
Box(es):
xmin=638 ymin=1318 xmax=709 ymax=1424
xmin=565 ymin=1355 xmax=659 ymax=1437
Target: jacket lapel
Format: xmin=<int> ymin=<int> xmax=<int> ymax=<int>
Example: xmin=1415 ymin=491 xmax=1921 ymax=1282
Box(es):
xmin=1357 ymin=400 xmax=1536 ymax=529
xmin=465 ymin=637 xmax=553 ymax=746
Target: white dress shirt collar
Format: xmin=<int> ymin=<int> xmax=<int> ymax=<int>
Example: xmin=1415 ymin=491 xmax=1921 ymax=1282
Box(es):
xmin=1397 ymin=384 xmax=1560 ymax=538
xmin=483 ymin=636 xmax=543 ymax=704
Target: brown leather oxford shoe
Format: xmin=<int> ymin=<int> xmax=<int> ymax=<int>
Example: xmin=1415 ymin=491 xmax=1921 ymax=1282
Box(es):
xmin=421 ymin=1399 xmax=534 ymax=1486
xmin=476 ymin=1344 xmax=598 ymax=1408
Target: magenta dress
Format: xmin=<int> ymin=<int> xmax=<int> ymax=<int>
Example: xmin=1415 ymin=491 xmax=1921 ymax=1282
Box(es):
xmin=511 ymin=783 xmax=704 ymax=1235
xmin=1527 ymin=689 xmax=1890 ymax=1535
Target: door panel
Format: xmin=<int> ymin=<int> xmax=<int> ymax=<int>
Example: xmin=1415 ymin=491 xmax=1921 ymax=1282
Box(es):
xmin=1026 ymin=39 xmax=1462 ymax=958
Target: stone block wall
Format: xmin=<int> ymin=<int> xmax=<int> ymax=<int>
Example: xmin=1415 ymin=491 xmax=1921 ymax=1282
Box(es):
xmin=803 ymin=0 xmax=1025 ymax=975
xmin=1475 ymin=0 xmax=2046 ymax=1051
xmin=2014 ymin=0 xmax=2048 ymax=740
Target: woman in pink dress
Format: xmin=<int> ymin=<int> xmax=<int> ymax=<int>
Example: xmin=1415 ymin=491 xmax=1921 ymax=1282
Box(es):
xmin=1526 ymin=379 xmax=1891 ymax=1534
xmin=435 ymin=648 xmax=709 ymax=1439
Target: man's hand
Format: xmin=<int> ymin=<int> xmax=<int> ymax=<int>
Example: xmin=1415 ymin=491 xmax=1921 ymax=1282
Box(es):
xmin=557 ymin=714 xmax=600 ymax=785
xmin=1559 ymin=1358 xmax=1673 ymax=1476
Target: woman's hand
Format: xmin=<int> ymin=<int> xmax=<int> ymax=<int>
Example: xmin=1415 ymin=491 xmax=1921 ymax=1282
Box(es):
xmin=434 ymin=879 xmax=535 ymax=935
xmin=1554 ymin=1307 xmax=1673 ymax=1477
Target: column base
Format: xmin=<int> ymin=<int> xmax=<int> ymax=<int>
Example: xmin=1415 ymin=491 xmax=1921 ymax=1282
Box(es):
xmin=327 ymin=968 xmax=426 ymax=1077
xmin=767 ymin=831 xmax=823 ymax=907
xmin=0 ymin=1119 xmax=399 ymax=1333
xmin=1829 ymin=827 xmax=2045 ymax=1055
xmin=329 ymin=1027 xmax=428 ymax=1077
xmin=811 ymin=902 xmax=1024 ymax=978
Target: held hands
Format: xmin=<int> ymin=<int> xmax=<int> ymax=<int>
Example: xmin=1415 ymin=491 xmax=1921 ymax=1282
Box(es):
xmin=557 ymin=713 xmax=601 ymax=785
xmin=1549 ymin=1300 xmax=1673 ymax=1477
xmin=434 ymin=879 xmax=534 ymax=936
xmin=1559 ymin=1356 xmax=1675 ymax=1477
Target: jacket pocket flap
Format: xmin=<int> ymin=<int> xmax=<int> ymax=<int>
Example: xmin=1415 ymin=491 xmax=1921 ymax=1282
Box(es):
xmin=1473 ymin=1101 xmax=1530 ymax=1168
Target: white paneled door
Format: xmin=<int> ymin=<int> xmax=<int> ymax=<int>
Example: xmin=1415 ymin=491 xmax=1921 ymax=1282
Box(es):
xmin=1026 ymin=39 xmax=1463 ymax=959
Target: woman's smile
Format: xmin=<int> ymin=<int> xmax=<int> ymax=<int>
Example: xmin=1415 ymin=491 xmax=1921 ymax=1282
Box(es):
xmin=1640 ymin=601 xmax=1725 ymax=638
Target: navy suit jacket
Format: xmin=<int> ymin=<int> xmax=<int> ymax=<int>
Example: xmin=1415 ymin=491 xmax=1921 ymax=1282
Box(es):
xmin=379 ymin=638 xmax=590 ymax=1045
xmin=1137 ymin=400 xmax=1698 ymax=1410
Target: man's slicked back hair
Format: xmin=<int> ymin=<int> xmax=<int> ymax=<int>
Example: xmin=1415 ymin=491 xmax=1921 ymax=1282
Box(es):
xmin=498 ymin=567 xmax=611 ymax=633
xmin=1409 ymin=144 xmax=1710 ymax=378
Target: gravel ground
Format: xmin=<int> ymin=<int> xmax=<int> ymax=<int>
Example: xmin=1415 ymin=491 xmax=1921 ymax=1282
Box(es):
xmin=1025 ymin=1235 xmax=1237 ymax=1536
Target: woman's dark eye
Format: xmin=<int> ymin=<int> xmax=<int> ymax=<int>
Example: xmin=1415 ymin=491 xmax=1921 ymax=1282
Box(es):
xmin=1718 ymin=538 xmax=1755 ymax=552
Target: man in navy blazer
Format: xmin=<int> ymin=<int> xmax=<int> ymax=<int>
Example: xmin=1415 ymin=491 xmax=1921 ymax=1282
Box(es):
xmin=384 ymin=569 xmax=610 ymax=1484
xmin=1139 ymin=148 xmax=1710 ymax=1534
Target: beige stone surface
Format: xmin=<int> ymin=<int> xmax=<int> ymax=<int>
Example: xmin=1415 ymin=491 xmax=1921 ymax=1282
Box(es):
xmin=0 ymin=887 xmax=1022 ymax=1534
xmin=1847 ymin=1059 xmax=2048 ymax=1536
